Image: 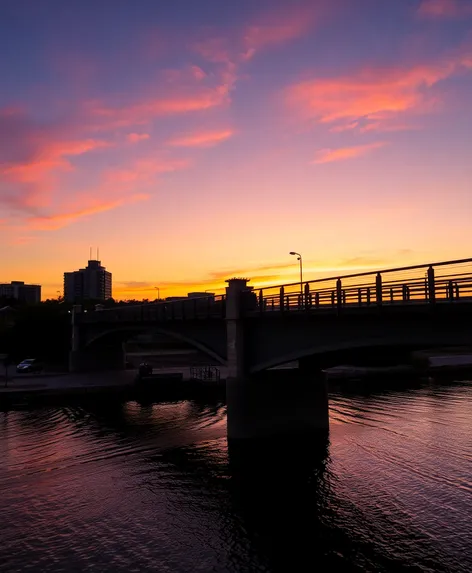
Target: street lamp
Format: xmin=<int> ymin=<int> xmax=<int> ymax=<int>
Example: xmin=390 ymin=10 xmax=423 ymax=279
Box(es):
xmin=289 ymin=251 xmax=303 ymax=293
xmin=154 ymin=286 xmax=160 ymax=301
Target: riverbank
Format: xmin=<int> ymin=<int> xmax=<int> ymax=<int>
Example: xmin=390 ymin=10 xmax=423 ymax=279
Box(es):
xmin=0 ymin=371 xmax=135 ymax=402
xmin=2 ymin=359 xmax=471 ymax=410
xmin=0 ymin=366 xmax=228 ymax=409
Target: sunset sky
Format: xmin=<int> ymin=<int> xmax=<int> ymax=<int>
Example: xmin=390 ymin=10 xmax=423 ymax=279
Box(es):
xmin=1 ymin=0 xmax=472 ymax=300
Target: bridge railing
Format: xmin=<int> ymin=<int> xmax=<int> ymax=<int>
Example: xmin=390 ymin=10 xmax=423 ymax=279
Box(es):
xmin=253 ymin=258 xmax=472 ymax=314
xmin=79 ymin=294 xmax=226 ymax=323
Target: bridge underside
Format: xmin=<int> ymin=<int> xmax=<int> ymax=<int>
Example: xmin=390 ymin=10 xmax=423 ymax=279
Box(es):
xmin=245 ymin=305 xmax=472 ymax=373
xmin=71 ymin=320 xmax=227 ymax=372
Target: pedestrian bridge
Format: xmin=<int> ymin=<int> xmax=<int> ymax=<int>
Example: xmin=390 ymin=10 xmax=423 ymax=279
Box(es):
xmin=72 ymin=257 xmax=472 ymax=439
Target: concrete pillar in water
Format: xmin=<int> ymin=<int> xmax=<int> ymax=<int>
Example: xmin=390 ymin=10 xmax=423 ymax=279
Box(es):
xmin=225 ymin=278 xmax=253 ymax=440
xmin=298 ymin=357 xmax=329 ymax=432
xmin=225 ymin=277 xmax=329 ymax=439
xmin=225 ymin=278 xmax=248 ymax=380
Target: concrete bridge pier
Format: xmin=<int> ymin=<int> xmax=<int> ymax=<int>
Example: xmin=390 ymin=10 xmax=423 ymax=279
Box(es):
xmin=225 ymin=279 xmax=329 ymax=440
xmin=226 ymin=369 xmax=329 ymax=441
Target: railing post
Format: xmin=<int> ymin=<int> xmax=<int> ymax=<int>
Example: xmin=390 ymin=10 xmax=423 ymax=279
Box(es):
xmin=304 ymin=282 xmax=310 ymax=309
xmin=279 ymin=286 xmax=284 ymax=313
xmin=427 ymin=265 xmax=436 ymax=305
xmin=315 ymin=292 xmax=320 ymax=308
xmin=402 ymin=285 xmax=407 ymax=301
xmin=258 ymin=289 xmax=263 ymax=314
xmin=366 ymin=288 xmax=371 ymax=305
xmin=336 ymin=278 xmax=342 ymax=311
xmin=390 ymin=288 xmax=394 ymax=303
xmin=376 ymin=273 xmax=382 ymax=307
xmin=286 ymin=295 xmax=290 ymax=311
xmin=331 ymin=291 xmax=335 ymax=307
xmin=271 ymin=299 xmax=275 ymax=311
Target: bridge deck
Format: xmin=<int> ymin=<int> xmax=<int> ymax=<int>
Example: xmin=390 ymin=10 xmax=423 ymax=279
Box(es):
xmin=77 ymin=257 xmax=472 ymax=324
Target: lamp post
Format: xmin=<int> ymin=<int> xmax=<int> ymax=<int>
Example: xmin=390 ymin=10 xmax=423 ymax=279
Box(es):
xmin=154 ymin=286 xmax=160 ymax=301
xmin=289 ymin=251 xmax=303 ymax=293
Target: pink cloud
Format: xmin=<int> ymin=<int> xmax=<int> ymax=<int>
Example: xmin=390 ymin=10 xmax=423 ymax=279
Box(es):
xmin=243 ymin=5 xmax=318 ymax=58
xmin=0 ymin=123 xmax=109 ymax=211
xmin=418 ymin=0 xmax=472 ymax=18
xmin=25 ymin=156 xmax=190 ymax=231
xmin=167 ymin=129 xmax=234 ymax=148
xmin=313 ymin=142 xmax=387 ymax=164
xmin=191 ymin=65 xmax=207 ymax=81
xmin=127 ymin=132 xmax=150 ymax=143
xmin=287 ymin=47 xmax=472 ymax=130
xmin=28 ymin=194 xmax=149 ymax=231
xmin=103 ymin=66 xmax=232 ymax=127
xmin=90 ymin=86 xmax=228 ymax=128
xmin=193 ymin=4 xmax=320 ymax=102
xmin=103 ymin=157 xmax=190 ymax=185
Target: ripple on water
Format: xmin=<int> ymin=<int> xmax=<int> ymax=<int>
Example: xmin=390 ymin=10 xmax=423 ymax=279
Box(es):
xmin=0 ymin=382 xmax=471 ymax=572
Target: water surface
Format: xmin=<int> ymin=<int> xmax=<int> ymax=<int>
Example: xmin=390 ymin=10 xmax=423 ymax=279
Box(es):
xmin=0 ymin=380 xmax=471 ymax=572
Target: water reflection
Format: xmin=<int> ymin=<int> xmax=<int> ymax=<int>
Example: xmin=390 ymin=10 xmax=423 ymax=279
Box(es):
xmin=228 ymin=435 xmax=332 ymax=571
xmin=0 ymin=380 xmax=471 ymax=572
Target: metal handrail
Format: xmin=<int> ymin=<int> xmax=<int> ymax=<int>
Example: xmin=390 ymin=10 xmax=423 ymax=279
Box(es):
xmin=256 ymin=257 xmax=472 ymax=293
xmin=77 ymin=257 xmax=472 ymax=322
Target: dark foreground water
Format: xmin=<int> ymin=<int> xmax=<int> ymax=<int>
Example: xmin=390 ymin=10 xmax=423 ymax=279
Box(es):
xmin=0 ymin=380 xmax=471 ymax=572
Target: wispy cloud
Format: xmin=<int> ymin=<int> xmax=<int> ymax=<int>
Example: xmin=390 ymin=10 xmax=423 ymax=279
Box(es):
xmin=168 ymin=129 xmax=234 ymax=148
xmin=193 ymin=3 xmax=320 ymax=101
xmin=0 ymin=107 xmax=110 ymax=212
xmin=21 ymin=156 xmax=189 ymax=231
xmin=313 ymin=142 xmax=387 ymax=164
xmin=87 ymin=88 xmax=230 ymax=128
xmin=127 ymin=132 xmax=150 ymax=143
xmin=287 ymin=46 xmax=472 ymax=131
xmin=0 ymin=99 xmax=192 ymax=233
xmin=418 ymin=0 xmax=472 ymax=19
xmin=28 ymin=194 xmax=149 ymax=231
xmin=242 ymin=4 xmax=319 ymax=60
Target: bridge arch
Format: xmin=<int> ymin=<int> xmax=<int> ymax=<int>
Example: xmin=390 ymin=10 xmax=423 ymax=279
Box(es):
xmin=249 ymin=334 xmax=471 ymax=374
xmin=84 ymin=325 xmax=227 ymax=366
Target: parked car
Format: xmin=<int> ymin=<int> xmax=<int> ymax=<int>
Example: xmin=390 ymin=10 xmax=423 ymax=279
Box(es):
xmin=16 ymin=359 xmax=43 ymax=374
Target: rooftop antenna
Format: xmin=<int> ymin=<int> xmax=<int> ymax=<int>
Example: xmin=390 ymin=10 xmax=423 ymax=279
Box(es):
xmin=89 ymin=246 xmax=92 ymax=260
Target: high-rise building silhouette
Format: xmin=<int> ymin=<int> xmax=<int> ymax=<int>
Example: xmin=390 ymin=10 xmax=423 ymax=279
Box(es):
xmin=64 ymin=259 xmax=112 ymax=303
xmin=0 ymin=281 xmax=41 ymax=303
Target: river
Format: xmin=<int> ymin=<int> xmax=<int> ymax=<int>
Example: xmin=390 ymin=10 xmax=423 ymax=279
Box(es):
xmin=0 ymin=379 xmax=471 ymax=572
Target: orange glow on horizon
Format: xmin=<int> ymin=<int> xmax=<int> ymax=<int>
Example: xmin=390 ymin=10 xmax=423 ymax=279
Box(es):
xmin=2 ymin=1 xmax=472 ymax=301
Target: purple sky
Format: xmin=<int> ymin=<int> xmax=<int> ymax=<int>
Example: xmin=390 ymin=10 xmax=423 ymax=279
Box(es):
xmin=1 ymin=0 xmax=472 ymax=299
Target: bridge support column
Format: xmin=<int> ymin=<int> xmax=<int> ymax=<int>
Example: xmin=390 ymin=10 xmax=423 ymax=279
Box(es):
xmin=225 ymin=278 xmax=248 ymax=380
xmin=227 ymin=368 xmax=329 ymax=441
xmin=298 ymin=357 xmax=329 ymax=431
xmin=225 ymin=279 xmax=329 ymax=440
